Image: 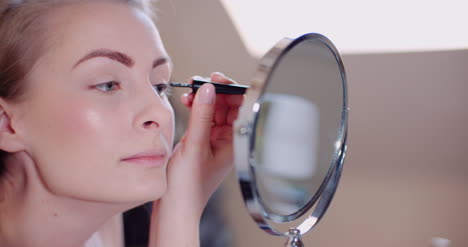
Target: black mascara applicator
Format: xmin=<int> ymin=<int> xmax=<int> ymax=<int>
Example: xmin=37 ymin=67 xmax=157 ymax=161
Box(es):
xmin=170 ymin=79 xmax=249 ymax=95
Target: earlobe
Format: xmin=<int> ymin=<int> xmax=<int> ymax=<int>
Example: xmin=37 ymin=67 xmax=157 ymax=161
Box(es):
xmin=0 ymin=102 xmax=26 ymax=153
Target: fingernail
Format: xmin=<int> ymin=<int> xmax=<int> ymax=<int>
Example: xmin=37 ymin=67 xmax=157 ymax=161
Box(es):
xmin=211 ymin=72 xmax=224 ymax=79
xmin=192 ymin=75 xmax=204 ymax=81
xmin=198 ymin=84 xmax=215 ymax=104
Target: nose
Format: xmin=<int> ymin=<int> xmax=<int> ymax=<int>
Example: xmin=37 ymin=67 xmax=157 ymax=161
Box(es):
xmin=134 ymin=85 xmax=173 ymax=132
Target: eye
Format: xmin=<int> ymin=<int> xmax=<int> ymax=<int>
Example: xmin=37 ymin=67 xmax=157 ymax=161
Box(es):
xmin=153 ymin=83 xmax=172 ymax=97
xmin=95 ymin=81 xmax=121 ymax=93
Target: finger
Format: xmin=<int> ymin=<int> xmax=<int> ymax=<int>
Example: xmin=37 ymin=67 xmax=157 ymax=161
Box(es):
xmin=210 ymin=92 xmax=243 ymax=106
xmin=210 ymin=72 xmax=236 ymax=84
xmin=180 ymin=93 xmax=194 ymax=107
xmin=214 ymin=104 xmax=228 ymax=125
xmin=186 ymin=83 xmax=216 ymax=148
xmin=224 ymin=94 xmax=244 ymax=106
xmin=214 ymin=98 xmax=242 ymax=125
xmin=227 ymin=107 xmax=240 ymax=125
xmin=210 ymin=126 xmax=233 ymax=145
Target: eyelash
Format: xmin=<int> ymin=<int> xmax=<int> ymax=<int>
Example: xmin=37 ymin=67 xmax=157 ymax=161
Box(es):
xmin=94 ymin=81 xmax=120 ymax=94
xmin=153 ymin=83 xmax=173 ymax=97
xmin=94 ymin=81 xmax=172 ymax=97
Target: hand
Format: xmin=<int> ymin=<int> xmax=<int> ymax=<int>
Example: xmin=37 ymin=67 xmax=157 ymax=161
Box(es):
xmin=149 ymin=72 xmax=242 ymax=246
xmin=162 ymin=72 xmax=243 ymax=215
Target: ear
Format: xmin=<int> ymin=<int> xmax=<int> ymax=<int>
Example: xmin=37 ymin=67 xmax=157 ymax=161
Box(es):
xmin=0 ymin=99 xmax=26 ymax=153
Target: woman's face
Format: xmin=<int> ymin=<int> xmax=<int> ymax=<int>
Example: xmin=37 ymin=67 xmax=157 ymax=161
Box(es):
xmin=14 ymin=2 xmax=174 ymax=203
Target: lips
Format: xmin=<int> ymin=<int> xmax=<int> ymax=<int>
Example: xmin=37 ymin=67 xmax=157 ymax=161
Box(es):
xmin=121 ymin=149 xmax=167 ymax=167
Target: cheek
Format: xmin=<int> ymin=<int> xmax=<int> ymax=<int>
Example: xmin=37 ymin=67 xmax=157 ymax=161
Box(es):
xmin=54 ymin=102 xmax=115 ymax=147
xmin=162 ymin=102 xmax=175 ymax=148
xmin=63 ymin=103 xmax=113 ymax=140
xmin=21 ymin=97 xmax=127 ymax=198
xmin=25 ymin=96 xmax=118 ymax=161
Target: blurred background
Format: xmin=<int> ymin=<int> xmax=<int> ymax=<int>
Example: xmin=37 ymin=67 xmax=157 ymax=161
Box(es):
xmin=152 ymin=0 xmax=468 ymax=246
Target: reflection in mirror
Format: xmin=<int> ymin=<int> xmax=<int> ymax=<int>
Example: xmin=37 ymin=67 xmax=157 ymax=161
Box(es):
xmin=254 ymin=94 xmax=320 ymax=218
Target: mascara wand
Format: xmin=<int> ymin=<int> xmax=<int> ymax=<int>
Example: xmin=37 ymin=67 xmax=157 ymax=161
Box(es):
xmin=170 ymin=79 xmax=249 ymax=95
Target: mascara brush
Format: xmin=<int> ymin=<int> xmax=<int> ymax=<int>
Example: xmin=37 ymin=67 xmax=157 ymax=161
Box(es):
xmin=170 ymin=79 xmax=249 ymax=95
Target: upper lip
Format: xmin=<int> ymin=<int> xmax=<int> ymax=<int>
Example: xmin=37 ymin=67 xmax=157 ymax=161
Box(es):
xmin=121 ymin=149 xmax=167 ymax=160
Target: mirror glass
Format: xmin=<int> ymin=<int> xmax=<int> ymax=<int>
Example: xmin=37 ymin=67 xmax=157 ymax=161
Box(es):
xmin=251 ymin=38 xmax=345 ymax=220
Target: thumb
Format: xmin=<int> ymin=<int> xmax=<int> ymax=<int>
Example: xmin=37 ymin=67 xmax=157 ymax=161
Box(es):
xmin=186 ymin=83 xmax=216 ymax=149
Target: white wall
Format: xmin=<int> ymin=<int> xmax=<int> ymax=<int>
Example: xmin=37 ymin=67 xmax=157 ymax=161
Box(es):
xmin=155 ymin=0 xmax=468 ymax=246
xmin=220 ymin=0 xmax=468 ymax=55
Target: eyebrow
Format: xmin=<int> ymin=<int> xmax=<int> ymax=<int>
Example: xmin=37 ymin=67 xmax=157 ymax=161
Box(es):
xmin=73 ymin=48 xmax=171 ymax=70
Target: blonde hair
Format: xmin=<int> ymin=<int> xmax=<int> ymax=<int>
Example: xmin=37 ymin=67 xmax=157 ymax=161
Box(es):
xmin=0 ymin=0 xmax=155 ymax=101
xmin=0 ymin=0 xmax=156 ymax=176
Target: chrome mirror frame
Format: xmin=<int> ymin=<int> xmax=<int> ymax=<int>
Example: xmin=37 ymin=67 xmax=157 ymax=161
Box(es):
xmin=233 ymin=33 xmax=348 ymax=243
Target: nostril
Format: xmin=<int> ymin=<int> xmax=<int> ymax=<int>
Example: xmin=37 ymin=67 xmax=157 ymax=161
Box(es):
xmin=143 ymin=121 xmax=159 ymax=128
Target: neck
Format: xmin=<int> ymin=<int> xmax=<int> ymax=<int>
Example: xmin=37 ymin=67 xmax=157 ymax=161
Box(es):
xmin=0 ymin=152 xmax=133 ymax=247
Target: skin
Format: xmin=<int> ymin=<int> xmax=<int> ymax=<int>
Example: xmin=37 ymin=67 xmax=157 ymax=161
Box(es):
xmin=0 ymin=2 xmax=242 ymax=247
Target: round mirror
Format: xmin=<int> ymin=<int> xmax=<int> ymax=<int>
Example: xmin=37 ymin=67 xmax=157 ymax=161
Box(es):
xmin=234 ymin=33 xmax=348 ymax=244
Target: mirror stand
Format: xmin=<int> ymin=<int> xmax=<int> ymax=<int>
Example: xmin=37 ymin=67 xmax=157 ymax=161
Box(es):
xmin=285 ymin=228 xmax=304 ymax=247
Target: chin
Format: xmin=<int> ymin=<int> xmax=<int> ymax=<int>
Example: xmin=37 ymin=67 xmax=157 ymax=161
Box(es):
xmin=113 ymin=165 xmax=169 ymax=203
xmin=77 ymin=177 xmax=167 ymax=206
xmin=119 ymin=178 xmax=167 ymax=204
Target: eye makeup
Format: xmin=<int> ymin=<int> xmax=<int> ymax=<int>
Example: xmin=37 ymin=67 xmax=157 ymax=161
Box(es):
xmin=170 ymin=79 xmax=249 ymax=95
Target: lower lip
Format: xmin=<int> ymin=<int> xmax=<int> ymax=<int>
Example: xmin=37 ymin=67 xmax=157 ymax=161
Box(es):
xmin=121 ymin=156 xmax=166 ymax=167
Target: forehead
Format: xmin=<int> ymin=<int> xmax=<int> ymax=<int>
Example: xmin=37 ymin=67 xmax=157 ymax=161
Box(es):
xmin=42 ymin=1 xmax=167 ymax=65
